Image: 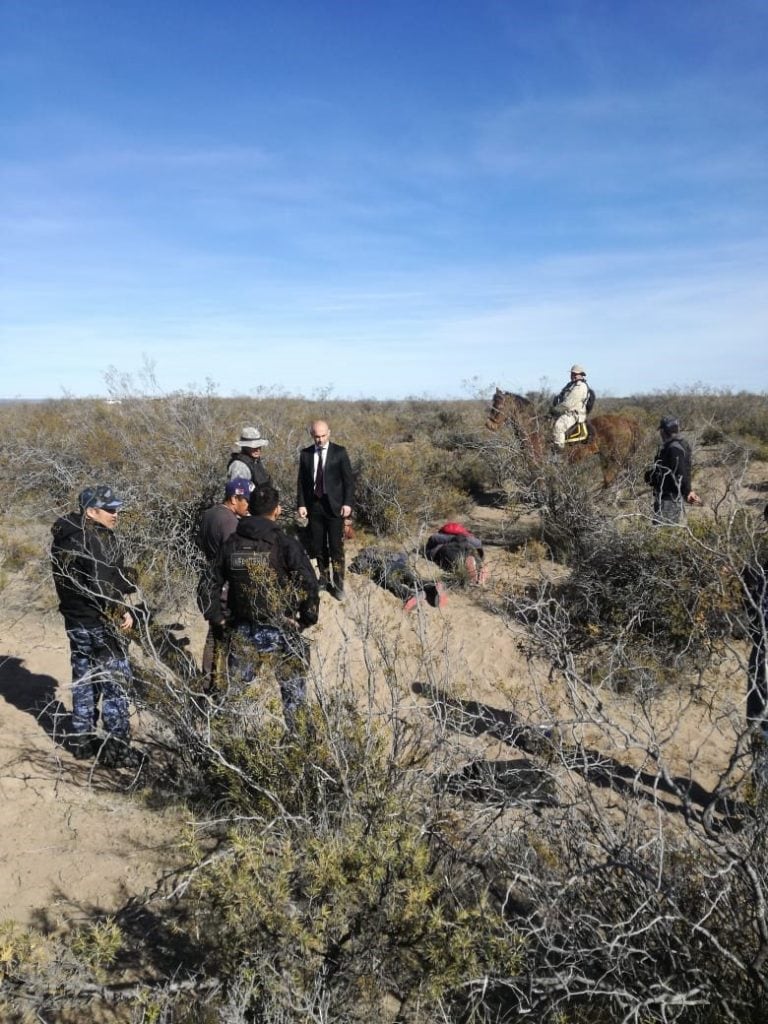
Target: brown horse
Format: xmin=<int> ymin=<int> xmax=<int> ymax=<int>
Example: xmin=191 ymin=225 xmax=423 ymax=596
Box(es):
xmin=485 ymin=389 xmax=642 ymax=487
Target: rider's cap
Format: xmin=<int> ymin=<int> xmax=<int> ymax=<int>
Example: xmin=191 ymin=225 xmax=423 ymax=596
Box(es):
xmin=659 ymin=416 xmax=680 ymax=435
xmin=570 ymin=364 xmax=586 ymax=375
xmin=79 ymin=485 xmax=124 ymax=511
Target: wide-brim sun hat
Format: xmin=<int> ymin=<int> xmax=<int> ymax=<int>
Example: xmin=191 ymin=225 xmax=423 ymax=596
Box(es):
xmin=235 ymin=426 xmax=269 ymax=449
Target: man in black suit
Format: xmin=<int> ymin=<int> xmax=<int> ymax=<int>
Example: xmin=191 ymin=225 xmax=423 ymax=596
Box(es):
xmin=297 ymin=419 xmax=354 ymax=600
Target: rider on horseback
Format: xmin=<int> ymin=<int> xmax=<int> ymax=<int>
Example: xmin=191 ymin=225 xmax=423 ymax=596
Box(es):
xmin=552 ymin=364 xmax=592 ymax=450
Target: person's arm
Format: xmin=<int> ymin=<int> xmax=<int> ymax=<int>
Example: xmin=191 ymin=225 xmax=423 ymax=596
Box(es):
xmin=210 ymin=508 xmax=238 ymax=556
xmin=679 ymin=442 xmax=701 ymax=503
xmin=296 ymin=453 xmax=309 ymax=518
xmin=89 ymin=530 xmax=137 ymax=618
xmin=338 ymin=446 xmax=354 ymax=518
xmin=227 ymin=458 xmax=250 ymax=481
xmin=284 ymin=537 xmax=320 ymax=627
xmin=205 ymin=546 xmax=229 ymax=624
xmin=677 ymin=443 xmax=692 ymax=500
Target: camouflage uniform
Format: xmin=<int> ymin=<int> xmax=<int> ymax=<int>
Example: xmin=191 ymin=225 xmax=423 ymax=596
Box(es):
xmin=66 ymin=625 xmax=131 ymax=739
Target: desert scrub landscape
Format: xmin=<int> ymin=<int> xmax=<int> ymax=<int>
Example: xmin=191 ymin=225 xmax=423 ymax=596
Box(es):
xmin=0 ymin=380 xmax=767 ymax=1023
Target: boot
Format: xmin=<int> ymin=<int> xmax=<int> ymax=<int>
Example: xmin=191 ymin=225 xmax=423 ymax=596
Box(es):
xmin=68 ymin=733 xmax=97 ymax=761
xmin=97 ymin=735 xmax=146 ymax=770
xmin=331 ymin=562 xmax=346 ymax=601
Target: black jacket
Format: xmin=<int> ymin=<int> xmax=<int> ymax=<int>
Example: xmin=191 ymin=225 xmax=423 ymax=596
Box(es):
xmin=425 ymin=530 xmax=483 ymax=570
xmin=645 ymin=436 xmax=693 ymax=500
xmin=51 ymin=513 xmax=136 ymax=629
xmin=297 ymin=442 xmax=354 ymax=516
xmin=227 ymin=451 xmax=271 ymax=487
xmin=209 ymin=516 xmax=319 ymax=629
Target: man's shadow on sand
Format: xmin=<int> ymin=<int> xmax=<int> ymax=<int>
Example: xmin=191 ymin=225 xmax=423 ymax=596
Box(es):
xmin=0 ymin=654 xmax=71 ymax=746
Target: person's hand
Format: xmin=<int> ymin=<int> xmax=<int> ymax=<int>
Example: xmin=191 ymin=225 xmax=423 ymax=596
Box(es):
xmin=298 ymin=506 xmax=308 ymax=519
xmin=119 ymin=611 xmax=134 ymax=631
xmin=340 ymin=505 xmax=352 ymax=519
xmin=687 ymin=491 xmax=702 ymax=505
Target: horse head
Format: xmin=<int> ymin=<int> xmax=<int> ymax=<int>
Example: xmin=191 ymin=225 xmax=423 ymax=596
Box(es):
xmin=485 ymin=390 xmax=533 ymax=432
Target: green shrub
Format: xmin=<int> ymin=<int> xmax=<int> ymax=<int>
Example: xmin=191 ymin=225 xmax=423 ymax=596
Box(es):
xmin=118 ymin=693 xmax=523 ymax=1023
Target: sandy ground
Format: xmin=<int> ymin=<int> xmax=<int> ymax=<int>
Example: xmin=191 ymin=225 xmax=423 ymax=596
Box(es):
xmin=1 ymin=465 xmax=765 ymax=930
xmin=0 ymin=604 xmax=184 ymax=927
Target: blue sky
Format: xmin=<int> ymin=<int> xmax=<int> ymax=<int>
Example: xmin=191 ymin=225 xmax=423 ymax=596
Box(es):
xmin=2 ymin=0 xmax=766 ymax=399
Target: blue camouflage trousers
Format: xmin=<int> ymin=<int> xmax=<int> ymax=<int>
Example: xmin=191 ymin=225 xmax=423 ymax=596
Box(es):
xmin=229 ymin=623 xmax=308 ymax=729
xmin=66 ymin=625 xmax=132 ymax=739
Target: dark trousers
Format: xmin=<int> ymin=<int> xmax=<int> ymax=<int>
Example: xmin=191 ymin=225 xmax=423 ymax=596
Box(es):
xmin=653 ymin=495 xmax=683 ymax=525
xmin=308 ymin=496 xmax=345 ymax=583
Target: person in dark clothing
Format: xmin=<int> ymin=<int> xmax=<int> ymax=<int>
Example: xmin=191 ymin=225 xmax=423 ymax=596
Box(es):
xmin=425 ymin=523 xmax=487 ymax=586
xmin=296 ymin=419 xmax=354 ymax=601
xmin=227 ymin=426 xmax=271 ymax=488
xmin=349 ymin=548 xmax=447 ymax=611
xmin=50 ymin=485 xmax=142 ymax=766
xmin=644 ymin=416 xmax=701 ymax=524
xmin=208 ymin=485 xmax=319 ymax=728
xmin=195 ymin=477 xmax=253 ymax=683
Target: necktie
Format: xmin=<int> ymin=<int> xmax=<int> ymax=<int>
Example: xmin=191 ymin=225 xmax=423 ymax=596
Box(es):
xmin=314 ymin=448 xmax=324 ymax=497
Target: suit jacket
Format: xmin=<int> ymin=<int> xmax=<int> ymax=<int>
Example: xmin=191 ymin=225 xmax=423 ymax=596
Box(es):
xmin=297 ymin=441 xmax=354 ymax=517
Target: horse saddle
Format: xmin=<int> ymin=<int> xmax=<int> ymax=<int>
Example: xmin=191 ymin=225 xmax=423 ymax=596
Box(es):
xmin=564 ymin=421 xmax=590 ymax=445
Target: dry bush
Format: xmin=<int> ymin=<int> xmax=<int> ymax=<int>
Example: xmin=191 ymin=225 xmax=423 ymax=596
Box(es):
xmin=521 ymin=517 xmax=747 ymax=672
xmin=353 ymin=439 xmax=471 ymax=535
xmin=628 ymin=388 xmax=768 ymax=458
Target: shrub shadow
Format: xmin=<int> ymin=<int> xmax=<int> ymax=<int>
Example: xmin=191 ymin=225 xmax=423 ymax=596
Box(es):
xmin=413 ymin=681 xmax=744 ymax=828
